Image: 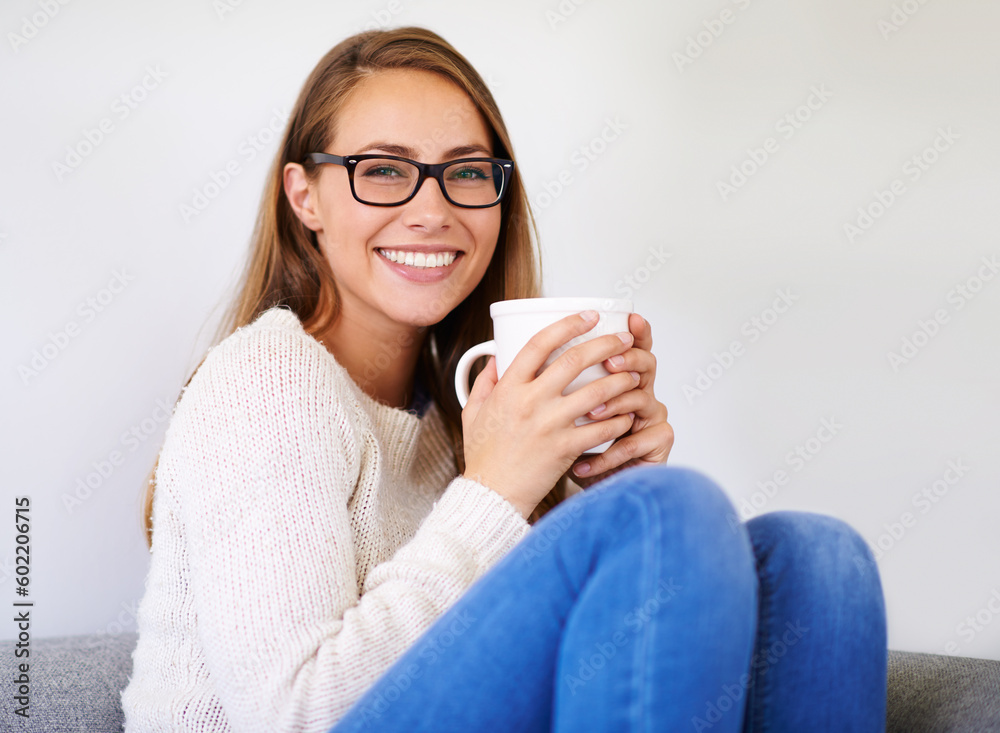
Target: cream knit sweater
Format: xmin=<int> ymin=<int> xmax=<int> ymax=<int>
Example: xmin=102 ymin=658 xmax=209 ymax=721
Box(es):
xmin=121 ymin=306 xmax=534 ymax=732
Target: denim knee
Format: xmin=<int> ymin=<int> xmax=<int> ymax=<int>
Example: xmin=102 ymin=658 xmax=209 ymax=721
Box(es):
xmin=567 ymin=465 xmax=750 ymax=558
xmin=582 ymin=464 xmax=733 ymax=518
xmin=745 ymin=511 xmax=883 ymax=594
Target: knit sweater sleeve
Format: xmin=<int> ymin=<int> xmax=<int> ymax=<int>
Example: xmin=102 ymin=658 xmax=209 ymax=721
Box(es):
xmin=166 ymin=321 xmax=530 ymax=732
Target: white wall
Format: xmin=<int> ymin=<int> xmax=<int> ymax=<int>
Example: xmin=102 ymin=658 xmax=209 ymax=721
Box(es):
xmin=2 ymin=0 xmax=998 ymax=661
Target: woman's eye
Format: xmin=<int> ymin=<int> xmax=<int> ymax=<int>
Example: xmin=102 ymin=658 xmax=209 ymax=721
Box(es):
xmin=365 ymin=166 xmax=404 ymax=178
xmin=449 ymin=166 xmax=488 ymax=180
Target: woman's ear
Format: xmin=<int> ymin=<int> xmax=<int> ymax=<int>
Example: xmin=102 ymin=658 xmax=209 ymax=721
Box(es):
xmin=283 ymin=162 xmax=322 ymax=232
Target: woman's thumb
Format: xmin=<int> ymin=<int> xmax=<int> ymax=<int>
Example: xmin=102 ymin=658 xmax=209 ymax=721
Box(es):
xmin=464 ymin=356 xmax=498 ymax=415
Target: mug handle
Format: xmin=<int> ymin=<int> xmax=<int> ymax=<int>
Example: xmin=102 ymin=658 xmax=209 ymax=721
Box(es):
xmin=454 ymin=340 xmax=497 ymax=408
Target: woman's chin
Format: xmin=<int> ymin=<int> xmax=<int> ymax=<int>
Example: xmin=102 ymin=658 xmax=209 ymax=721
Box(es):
xmin=379 ymin=297 xmax=452 ymax=329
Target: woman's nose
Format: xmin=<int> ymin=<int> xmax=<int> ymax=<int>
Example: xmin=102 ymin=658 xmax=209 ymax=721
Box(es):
xmin=401 ymin=176 xmax=453 ymax=227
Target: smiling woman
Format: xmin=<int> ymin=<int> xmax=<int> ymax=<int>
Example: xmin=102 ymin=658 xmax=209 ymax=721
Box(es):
xmin=282 ymin=66 xmax=506 ymax=393
xmin=121 ymin=27 xmax=569 ymax=732
xmin=120 ymin=25 xmax=886 ymax=733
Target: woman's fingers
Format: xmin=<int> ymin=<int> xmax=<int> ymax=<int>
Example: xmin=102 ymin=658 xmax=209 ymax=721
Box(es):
xmin=465 ymin=355 xmax=497 ymax=406
xmin=569 ymin=412 xmax=636 ymax=458
xmin=582 ymin=385 xmax=653 ymax=420
xmin=560 ymin=368 xmax=640 ymax=423
xmin=561 ymin=313 xmax=673 ymax=485
xmin=541 ymin=330 xmax=633 ymax=396
xmin=461 ymin=356 xmax=498 ymax=429
xmin=534 ymin=328 xmax=635 ymax=398
xmin=629 ymin=313 xmax=652 ymax=351
xmin=604 ymin=346 xmax=656 ymax=388
xmin=504 ymin=311 xmax=635 ymax=397
xmin=603 ymin=314 xmax=656 ymax=387
xmin=502 ymin=310 xmax=601 ymax=384
xmin=573 ymin=420 xmax=675 ymax=478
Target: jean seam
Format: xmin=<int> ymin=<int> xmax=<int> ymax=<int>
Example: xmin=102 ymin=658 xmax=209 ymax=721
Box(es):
xmin=623 ymin=483 xmax=661 ymax=733
xmin=645 ymin=482 xmax=663 ymax=733
xmin=550 ymin=473 xmax=663 ymax=733
xmin=746 ymin=538 xmax=773 ymax=733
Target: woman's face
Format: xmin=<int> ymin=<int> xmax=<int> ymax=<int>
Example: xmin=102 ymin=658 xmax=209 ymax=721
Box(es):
xmin=289 ymin=68 xmax=502 ymax=331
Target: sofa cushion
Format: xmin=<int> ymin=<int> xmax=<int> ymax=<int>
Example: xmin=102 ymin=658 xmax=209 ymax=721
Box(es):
xmin=0 ymin=631 xmax=137 ymax=733
xmin=888 ymin=649 xmax=1000 ymax=732
xmin=3 ymin=633 xmax=999 ymax=731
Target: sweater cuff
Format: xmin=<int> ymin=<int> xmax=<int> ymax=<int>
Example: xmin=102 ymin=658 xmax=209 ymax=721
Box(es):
xmin=431 ymin=475 xmax=532 ymax=573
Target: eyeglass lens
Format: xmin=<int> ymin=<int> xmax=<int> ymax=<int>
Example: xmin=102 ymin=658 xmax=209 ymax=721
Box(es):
xmin=353 ymin=159 xmax=504 ymax=206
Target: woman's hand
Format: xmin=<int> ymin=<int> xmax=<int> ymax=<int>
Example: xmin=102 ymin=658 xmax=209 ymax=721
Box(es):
xmin=461 ymin=311 xmax=639 ymax=519
xmin=567 ymin=312 xmax=674 ymax=488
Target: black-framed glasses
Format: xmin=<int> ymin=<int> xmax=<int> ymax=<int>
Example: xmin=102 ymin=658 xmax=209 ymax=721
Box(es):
xmin=304 ymin=153 xmax=514 ymax=208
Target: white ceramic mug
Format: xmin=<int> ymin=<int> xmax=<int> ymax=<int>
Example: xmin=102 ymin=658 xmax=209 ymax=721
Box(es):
xmin=454 ymin=296 xmax=634 ymax=454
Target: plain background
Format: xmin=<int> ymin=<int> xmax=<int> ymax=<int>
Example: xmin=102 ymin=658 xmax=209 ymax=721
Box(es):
xmin=1 ymin=0 xmax=998 ymax=662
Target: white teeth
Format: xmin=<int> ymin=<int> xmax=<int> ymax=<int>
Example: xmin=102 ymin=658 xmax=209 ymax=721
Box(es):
xmin=377 ymin=249 xmax=458 ymax=269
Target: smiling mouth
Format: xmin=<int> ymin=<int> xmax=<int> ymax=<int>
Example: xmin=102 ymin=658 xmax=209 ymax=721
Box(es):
xmin=376 ymin=248 xmax=459 ymax=269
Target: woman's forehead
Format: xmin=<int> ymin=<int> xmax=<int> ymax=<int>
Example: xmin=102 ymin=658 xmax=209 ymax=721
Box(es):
xmin=331 ymin=68 xmax=492 ymax=159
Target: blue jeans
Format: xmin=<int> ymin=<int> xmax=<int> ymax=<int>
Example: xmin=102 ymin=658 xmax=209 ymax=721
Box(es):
xmin=330 ymin=466 xmax=887 ymax=732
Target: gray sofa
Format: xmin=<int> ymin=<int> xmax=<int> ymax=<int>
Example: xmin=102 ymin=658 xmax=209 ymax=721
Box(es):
xmin=2 ymin=633 xmax=999 ymax=731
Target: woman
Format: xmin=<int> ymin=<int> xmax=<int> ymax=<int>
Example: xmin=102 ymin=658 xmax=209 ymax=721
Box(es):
xmin=121 ymin=26 xmax=887 ymax=732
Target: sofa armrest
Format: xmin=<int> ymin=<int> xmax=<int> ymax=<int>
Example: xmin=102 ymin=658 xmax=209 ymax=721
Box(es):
xmin=888 ymin=649 xmax=1000 ymax=732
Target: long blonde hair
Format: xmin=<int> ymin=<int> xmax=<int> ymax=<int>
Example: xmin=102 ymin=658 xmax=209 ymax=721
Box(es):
xmin=141 ymin=27 xmax=567 ymax=549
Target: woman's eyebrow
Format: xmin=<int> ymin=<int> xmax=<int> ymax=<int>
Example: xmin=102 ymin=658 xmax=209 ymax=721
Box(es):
xmin=357 ymin=142 xmax=493 ymax=159
xmin=444 ymin=144 xmax=493 ymax=158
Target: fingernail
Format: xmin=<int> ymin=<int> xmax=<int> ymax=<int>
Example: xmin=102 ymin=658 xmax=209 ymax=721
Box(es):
xmin=609 ymin=355 xmax=625 ymax=368
xmin=590 ymin=403 xmax=606 ymax=416
xmin=617 ymin=332 xmax=632 ymax=344
xmin=574 ymin=462 xmax=591 ymax=476
xmin=629 ymin=371 xmax=640 ymax=382
xmin=581 ymin=310 xmax=599 ymax=322
xmin=628 ymin=412 xmax=635 ymax=420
